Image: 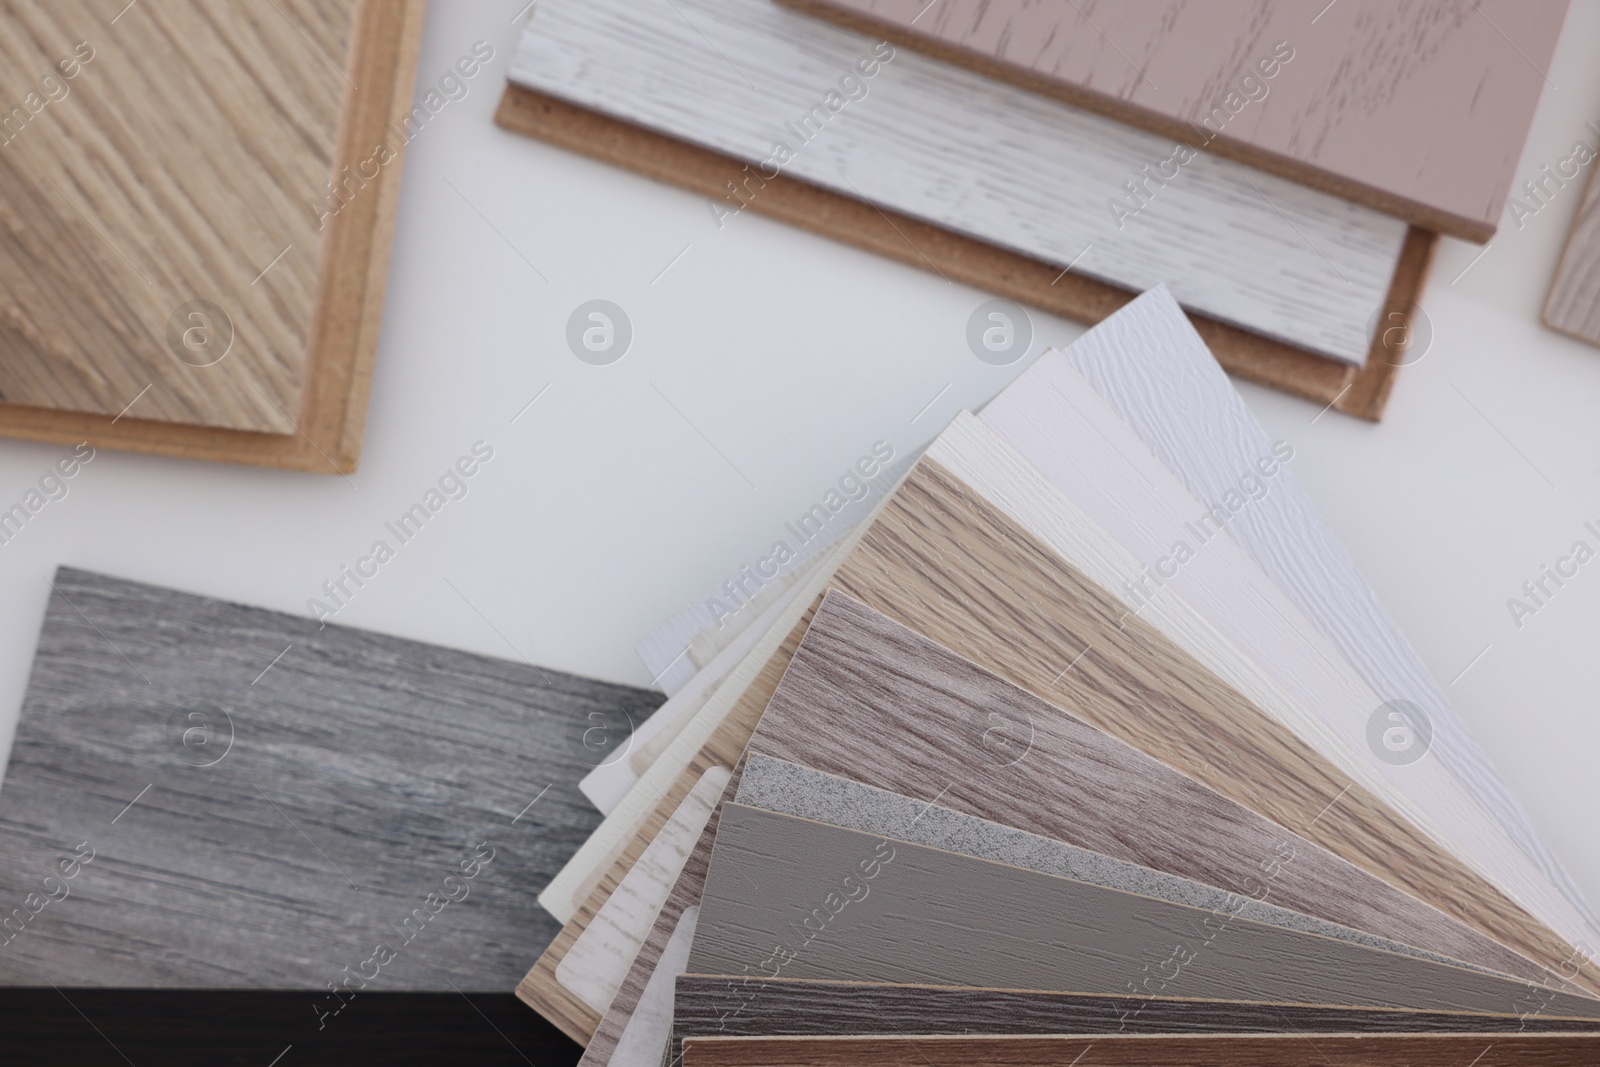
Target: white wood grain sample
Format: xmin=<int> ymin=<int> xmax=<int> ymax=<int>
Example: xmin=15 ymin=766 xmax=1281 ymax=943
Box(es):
xmin=558 ymin=767 xmax=730 ymax=1013
xmin=612 ymin=905 xmax=698 ymax=1067
xmin=1057 ymin=286 xmax=1600 ymax=952
xmin=975 ymin=361 xmax=1597 ymax=981
xmin=509 ymin=0 xmax=1407 ymax=364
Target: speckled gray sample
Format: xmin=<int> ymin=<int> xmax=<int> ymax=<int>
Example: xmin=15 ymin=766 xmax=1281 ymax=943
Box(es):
xmin=0 ymin=567 xmax=664 ymax=990
xmin=735 ymin=753 xmax=1502 ymax=977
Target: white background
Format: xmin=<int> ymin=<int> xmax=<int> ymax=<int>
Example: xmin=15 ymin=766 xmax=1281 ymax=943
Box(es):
xmin=2 ymin=1 xmax=1599 ymax=911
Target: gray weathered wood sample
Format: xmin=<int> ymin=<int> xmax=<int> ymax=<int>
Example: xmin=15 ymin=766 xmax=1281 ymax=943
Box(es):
xmin=734 ymin=754 xmax=1501 ymax=976
xmin=673 ymin=974 xmax=1600 ymax=1058
xmin=690 ymin=804 xmax=1600 ymax=1018
xmin=1546 ymin=161 xmax=1600 ymax=347
xmin=0 ymin=567 xmax=664 ymax=989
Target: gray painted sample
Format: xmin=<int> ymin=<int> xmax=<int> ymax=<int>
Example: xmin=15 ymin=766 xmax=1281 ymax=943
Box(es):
xmin=734 ymin=754 xmax=1503 ymax=976
xmin=0 ymin=567 xmax=665 ymax=989
xmin=690 ymin=804 xmax=1600 ymax=1020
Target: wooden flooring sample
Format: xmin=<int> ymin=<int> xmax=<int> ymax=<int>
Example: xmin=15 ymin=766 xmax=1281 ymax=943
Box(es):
xmin=735 ymin=754 xmax=1503 ymax=975
xmin=674 ymin=975 xmax=1600 ymax=1058
xmin=507 ymin=0 xmax=1406 ymax=366
xmin=692 ymin=804 xmax=1600 ymax=1018
xmin=0 ymin=567 xmax=665 ymax=989
xmin=681 ymin=1033 xmax=1600 ymax=1067
xmin=783 ymin=0 xmax=1565 ymax=242
xmin=974 ymin=358 xmax=1589 ymax=965
xmin=1545 ymin=162 xmax=1600 ymax=346
xmin=1059 ymin=287 xmax=1600 ymax=949
xmin=536 ymin=443 xmax=1595 ymax=1053
xmin=0 ymin=0 xmax=423 ymax=469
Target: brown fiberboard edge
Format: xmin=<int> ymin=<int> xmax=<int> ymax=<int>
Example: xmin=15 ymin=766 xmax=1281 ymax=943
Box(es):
xmin=0 ymin=0 xmax=425 ymax=473
xmin=774 ymin=0 xmax=1503 ymax=244
xmin=494 ymin=84 xmax=1434 ymax=422
xmin=518 ymin=460 xmax=1593 ymax=1043
xmin=680 ymin=1032 xmax=1600 ymax=1067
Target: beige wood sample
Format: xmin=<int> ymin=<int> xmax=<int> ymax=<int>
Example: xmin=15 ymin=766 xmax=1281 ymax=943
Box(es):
xmin=1545 ymin=161 xmax=1600 ymax=347
xmin=0 ymin=0 xmax=423 ymax=470
xmin=494 ymin=87 xmax=1436 ymax=422
xmin=681 ymin=1032 xmax=1600 ymax=1067
xmin=519 ymin=454 xmax=1597 ymax=1045
xmin=781 ymin=0 xmax=1567 ymax=243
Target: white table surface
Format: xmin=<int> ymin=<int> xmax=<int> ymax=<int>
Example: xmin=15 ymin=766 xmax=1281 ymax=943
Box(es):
xmin=2 ymin=0 xmax=1598 ymax=914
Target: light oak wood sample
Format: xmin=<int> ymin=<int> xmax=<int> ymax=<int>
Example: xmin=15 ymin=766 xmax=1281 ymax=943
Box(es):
xmin=782 ymin=0 xmax=1566 ymax=243
xmin=975 ymin=359 xmax=1593 ymax=969
xmin=693 ymin=805 xmax=1600 ymax=1017
xmin=1545 ymin=160 xmax=1600 ymax=347
xmin=0 ymin=567 xmax=666 ymax=989
xmin=673 ymin=974 xmax=1600 ymax=1058
xmin=681 ymin=1032 xmax=1600 ymax=1067
xmin=1059 ymin=286 xmax=1600 ymax=948
xmin=0 ymin=0 xmax=423 ymax=470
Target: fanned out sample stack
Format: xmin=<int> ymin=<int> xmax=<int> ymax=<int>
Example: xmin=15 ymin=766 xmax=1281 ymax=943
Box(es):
xmin=514 ymin=289 xmax=1600 ymax=1066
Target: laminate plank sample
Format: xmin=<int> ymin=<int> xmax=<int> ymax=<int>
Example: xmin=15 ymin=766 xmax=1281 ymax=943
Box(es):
xmin=674 ymin=974 xmax=1600 ymax=1059
xmin=1545 ymin=162 xmax=1600 ymax=346
xmin=692 ymin=805 xmax=1600 ymax=1018
xmin=533 ymin=442 xmax=1595 ymax=1049
xmin=0 ymin=567 xmax=665 ymax=989
xmin=973 ymin=362 xmax=1592 ymax=965
xmin=682 ymin=1032 xmax=1600 ymax=1067
xmin=0 ymin=0 xmax=423 ymax=470
xmin=507 ymin=0 xmax=1406 ymax=366
xmin=734 ymin=754 xmax=1499 ymax=975
xmin=497 ymin=87 xmax=1433 ymax=419
xmin=1058 ymin=286 xmax=1600 ymax=949
xmin=781 ymin=0 xmax=1565 ymax=242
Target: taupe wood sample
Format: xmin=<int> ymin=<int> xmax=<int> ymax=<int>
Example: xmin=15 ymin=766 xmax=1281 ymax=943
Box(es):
xmin=692 ymin=805 xmax=1600 ymax=1018
xmin=674 ymin=975 xmax=1600 ymax=1059
xmin=1545 ymin=161 xmax=1600 ymax=347
xmin=0 ymin=567 xmax=666 ymax=989
xmin=681 ymin=1032 xmax=1600 ymax=1067
xmin=782 ymin=0 xmax=1566 ymax=242
xmin=494 ymin=88 xmax=1435 ymax=421
xmin=0 ymin=0 xmax=423 ymax=469
xmin=530 ymin=455 xmax=1595 ymax=1049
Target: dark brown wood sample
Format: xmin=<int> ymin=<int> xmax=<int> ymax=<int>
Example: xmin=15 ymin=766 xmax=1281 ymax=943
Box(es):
xmin=0 ymin=0 xmax=424 ymax=470
xmin=681 ymin=1032 xmax=1600 ymax=1067
xmin=494 ymin=86 xmax=1435 ymax=421
xmin=692 ymin=805 xmax=1600 ymax=1019
xmin=672 ymin=975 xmax=1600 ymax=1059
xmin=0 ymin=567 xmax=665 ymax=989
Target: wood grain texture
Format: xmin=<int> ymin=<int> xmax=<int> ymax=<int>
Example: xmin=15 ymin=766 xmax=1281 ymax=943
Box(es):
xmin=0 ymin=0 xmax=423 ymax=469
xmin=674 ymin=974 xmax=1600 ymax=1059
xmin=1545 ymin=160 xmax=1600 ymax=346
xmin=681 ymin=1032 xmax=1600 ymax=1067
xmin=504 ymin=0 xmax=1410 ymax=367
xmin=531 ymin=446 xmax=1596 ymax=1050
xmin=0 ymin=567 xmax=666 ymax=989
xmin=1059 ymin=287 xmax=1600 ymax=952
xmin=973 ymin=362 xmax=1584 ymax=972
xmin=781 ymin=0 xmax=1566 ymax=243
xmin=689 ymin=808 xmax=1598 ymax=1018
xmin=494 ymin=85 xmax=1431 ymax=419
xmin=735 ymin=754 xmax=1507 ymax=977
